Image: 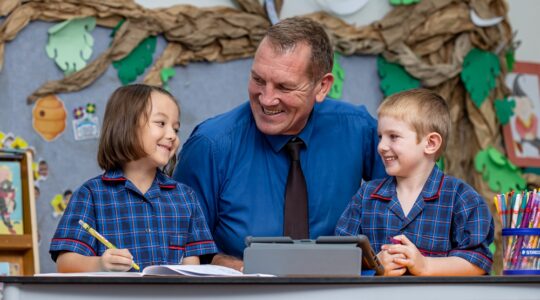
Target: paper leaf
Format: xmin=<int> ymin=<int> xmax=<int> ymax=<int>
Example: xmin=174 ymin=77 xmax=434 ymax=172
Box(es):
xmin=389 ymin=0 xmax=420 ymax=6
xmin=328 ymin=52 xmax=345 ymax=100
xmin=45 ymin=17 xmax=96 ymax=75
xmin=505 ymin=49 xmax=516 ymax=72
xmin=460 ymin=48 xmax=501 ymax=108
xmin=112 ymin=36 xmax=157 ymax=85
xmin=436 ymin=156 xmax=445 ymax=172
xmin=160 ymin=67 xmax=176 ymax=91
xmin=474 ymin=147 xmax=526 ymax=193
xmin=494 ymin=97 xmax=515 ymax=125
xmin=377 ymin=56 xmax=420 ymax=97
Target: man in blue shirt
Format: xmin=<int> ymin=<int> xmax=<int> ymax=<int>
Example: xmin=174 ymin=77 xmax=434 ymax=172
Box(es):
xmin=174 ymin=17 xmax=385 ymax=270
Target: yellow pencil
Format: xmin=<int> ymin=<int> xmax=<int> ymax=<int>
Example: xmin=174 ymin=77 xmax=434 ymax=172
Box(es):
xmin=78 ymin=219 xmax=140 ymax=271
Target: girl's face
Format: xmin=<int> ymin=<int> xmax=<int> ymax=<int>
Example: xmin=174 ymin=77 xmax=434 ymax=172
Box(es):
xmin=138 ymin=91 xmax=180 ymax=169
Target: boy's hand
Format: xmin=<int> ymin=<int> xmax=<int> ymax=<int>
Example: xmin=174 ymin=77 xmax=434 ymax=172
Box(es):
xmin=382 ymin=235 xmax=429 ymax=276
xmin=99 ymin=248 xmax=134 ymax=272
xmin=377 ymin=249 xmax=407 ymax=276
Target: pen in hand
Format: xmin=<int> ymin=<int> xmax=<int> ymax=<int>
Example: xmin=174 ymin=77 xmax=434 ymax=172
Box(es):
xmin=78 ymin=219 xmax=140 ymax=271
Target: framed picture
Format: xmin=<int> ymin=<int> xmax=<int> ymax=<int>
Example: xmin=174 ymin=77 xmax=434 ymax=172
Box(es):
xmin=0 ymin=152 xmax=25 ymax=235
xmin=0 ymin=149 xmax=39 ymax=274
xmin=503 ymin=62 xmax=540 ymax=167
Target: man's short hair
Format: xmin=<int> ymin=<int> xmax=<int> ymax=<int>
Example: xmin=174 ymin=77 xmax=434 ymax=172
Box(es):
xmin=378 ymin=88 xmax=451 ymax=158
xmin=264 ymin=17 xmax=333 ymax=82
xmin=97 ymin=84 xmax=179 ymax=172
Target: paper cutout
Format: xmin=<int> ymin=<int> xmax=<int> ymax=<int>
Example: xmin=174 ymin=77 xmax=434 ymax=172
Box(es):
xmin=377 ymin=56 xmax=420 ymax=97
xmin=32 ymin=95 xmax=67 ymax=142
xmin=389 ymin=0 xmax=420 ymax=6
xmin=328 ymin=52 xmax=345 ymax=100
xmin=494 ymin=97 xmax=515 ymax=126
xmin=45 ymin=17 xmax=96 ymax=75
xmin=316 ymin=0 xmax=369 ymax=16
xmin=474 ymin=146 xmax=526 ymax=193
xmin=112 ymin=35 xmax=157 ymax=85
xmin=436 ymin=156 xmax=445 ymax=172
xmin=461 ymin=48 xmax=501 ymax=108
xmin=469 ymin=9 xmax=503 ymax=27
xmin=50 ymin=189 xmax=72 ymax=218
xmin=506 ymin=49 xmax=516 ymax=72
xmin=160 ymin=67 xmax=176 ymax=91
xmin=72 ymin=102 xmax=99 ymax=141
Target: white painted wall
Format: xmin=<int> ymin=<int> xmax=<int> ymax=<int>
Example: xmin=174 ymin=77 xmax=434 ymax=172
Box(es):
xmin=135 ymin=0 xmax=538 ymax=62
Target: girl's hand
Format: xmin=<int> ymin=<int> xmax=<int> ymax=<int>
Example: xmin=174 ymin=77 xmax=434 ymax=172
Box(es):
xmin=382 ymin=235 xmax=429 ymax=276
xmin=99 ymin=248 xmax=134 ymax=272
xmin=377 ymin=248 xmax=407 ymax=276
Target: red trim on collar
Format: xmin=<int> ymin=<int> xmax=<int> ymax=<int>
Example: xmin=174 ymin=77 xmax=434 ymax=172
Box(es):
xmin=101 ymin=175 xmax=127 ymax=182
xmin=423 ymin=174 xmax=445 ymax=201
xmin=370 ymin=178 xmax=392 ymax=201
xmin=159 ymin=184 xmax=176 ymax=189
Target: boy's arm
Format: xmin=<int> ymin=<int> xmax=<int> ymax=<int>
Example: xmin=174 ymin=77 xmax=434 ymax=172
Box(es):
xmin=383 ymin=235 xmax=486 ymax=276
xmin=57 ymin=249 xmax=135 ymax=272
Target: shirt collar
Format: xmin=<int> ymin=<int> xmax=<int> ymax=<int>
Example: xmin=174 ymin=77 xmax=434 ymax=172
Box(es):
xmin=263 ymin=103 xmax=317 ymax=153
xmin=370 ymin=165 xmax=444 ymax=201
xmin=101 ymin=169 xmax=177 ymax=189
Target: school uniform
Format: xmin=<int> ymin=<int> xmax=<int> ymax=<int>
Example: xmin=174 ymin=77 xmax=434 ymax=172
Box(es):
xmin=50 ymin=169 xmax=217 ymax=270
xmin=336 ymin=166 xmax=494 ymax=273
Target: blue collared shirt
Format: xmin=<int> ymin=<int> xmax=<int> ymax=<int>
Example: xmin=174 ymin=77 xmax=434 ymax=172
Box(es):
xmin=174 ymin=100 xmax=386 ymax=258
xmin=336 ymin=166 xmax=494 ymax=273
xmin=50 ymin=169 xmax=218 ymax=270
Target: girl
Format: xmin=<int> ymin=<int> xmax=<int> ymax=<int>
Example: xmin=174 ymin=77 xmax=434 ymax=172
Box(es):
xmin=50 ymin=84 xmax=217 ymax=272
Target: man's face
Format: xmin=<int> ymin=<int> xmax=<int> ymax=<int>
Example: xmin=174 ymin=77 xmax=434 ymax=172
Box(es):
xmin=248 ymin=38 xmax=332 ymax=136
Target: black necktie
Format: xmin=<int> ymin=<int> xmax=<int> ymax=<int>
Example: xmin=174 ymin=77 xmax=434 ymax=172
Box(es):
xmin=283 ymin=137 xmax=309 ymax=239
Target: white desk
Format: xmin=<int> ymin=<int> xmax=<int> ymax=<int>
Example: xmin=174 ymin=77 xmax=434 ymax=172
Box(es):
xmin=2 ymin=276 xmax=539 ymax=300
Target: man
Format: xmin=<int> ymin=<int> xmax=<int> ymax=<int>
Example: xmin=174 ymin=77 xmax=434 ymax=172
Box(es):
xmin=174 ymin=17 xmax=385 ymax=270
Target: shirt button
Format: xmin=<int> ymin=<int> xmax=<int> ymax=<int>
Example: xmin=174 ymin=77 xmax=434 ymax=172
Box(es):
xmin=146 ymin=228 xmax=152 ymax=233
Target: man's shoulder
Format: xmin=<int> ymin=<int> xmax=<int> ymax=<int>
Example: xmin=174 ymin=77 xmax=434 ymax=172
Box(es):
xmin=191 ymin=102 xmax=253 ymax=140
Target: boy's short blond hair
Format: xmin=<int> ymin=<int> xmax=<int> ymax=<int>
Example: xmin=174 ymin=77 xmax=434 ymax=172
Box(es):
xmin=377 ymin=88 xmax=450 ymax=158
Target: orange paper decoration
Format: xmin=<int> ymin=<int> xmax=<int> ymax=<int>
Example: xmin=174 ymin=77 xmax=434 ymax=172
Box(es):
xmin=32 ymin=95 xmax=67 ymax=141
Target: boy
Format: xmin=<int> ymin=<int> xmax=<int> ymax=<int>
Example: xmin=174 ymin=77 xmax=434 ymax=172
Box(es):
xmin=336 ymin=89 xmax=494 ymax=276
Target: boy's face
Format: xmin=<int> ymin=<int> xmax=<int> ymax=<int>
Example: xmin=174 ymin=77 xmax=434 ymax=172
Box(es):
xmin=377 ymin=116 xmax=427 ymax=178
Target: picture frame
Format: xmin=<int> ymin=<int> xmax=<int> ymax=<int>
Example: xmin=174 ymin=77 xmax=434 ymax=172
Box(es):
xmin=0 ymin=149 xmax=39 ymax=275
xmin=503 ymin=62 xmax=540 ymax=167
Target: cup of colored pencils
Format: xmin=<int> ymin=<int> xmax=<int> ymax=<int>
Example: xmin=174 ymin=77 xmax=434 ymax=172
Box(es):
xmin=494 ymin=190 xmax=540 ymax=275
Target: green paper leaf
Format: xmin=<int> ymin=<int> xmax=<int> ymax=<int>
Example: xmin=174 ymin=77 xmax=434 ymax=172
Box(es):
xmin=112 ymin=36 xmax=157 ymax=85
xmin=505 ymin=49 xmax=515 ymax=72
xmin=494 ymin=97 xmax=515 ymax=125
xmin=474 ymin=146 xmax=526 ymax=193
xmin=45 ymin=17 xmax=96 ymax=75
xmin=328 ymin=52 xmax=345 ymax=100
xmin=160 ymin=67 xmax=176 ymax=91
xmin=390 ymin=0 xmax=420 ymax=5
xmin=461 ymin=48 xmax=501 ymax=108
xmin=436 ymin=156 xmax=445 ymax=172
xmin=377 ymin=56 xmax=420 ymax=97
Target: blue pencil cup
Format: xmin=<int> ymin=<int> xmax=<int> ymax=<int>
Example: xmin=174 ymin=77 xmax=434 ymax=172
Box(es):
xmin=502 ymin=228 xmax=540 ymax=275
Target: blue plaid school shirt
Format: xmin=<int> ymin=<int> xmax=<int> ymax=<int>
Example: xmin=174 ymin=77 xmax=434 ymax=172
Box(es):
xmin=50 ymin=169 xmax=218 ymax=271
xmin=336 ymin=166 xmax=494 ymax=273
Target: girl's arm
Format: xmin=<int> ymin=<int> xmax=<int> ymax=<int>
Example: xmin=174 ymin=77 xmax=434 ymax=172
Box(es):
xmin=56 ymin=249 xmax=135 ymax=272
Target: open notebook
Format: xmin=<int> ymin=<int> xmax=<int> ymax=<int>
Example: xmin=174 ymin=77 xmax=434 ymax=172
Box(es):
xmin=37 ymin=264 xmax=274 ymax=277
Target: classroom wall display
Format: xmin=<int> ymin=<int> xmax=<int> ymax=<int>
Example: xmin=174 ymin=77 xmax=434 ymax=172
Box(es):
xmin=503 ymin=62 xmax=540 ymax=167
xmin=0 ymin=159 xmax=24 ymax=235
xmin=0 ymin=0 xmax=532 ymax=275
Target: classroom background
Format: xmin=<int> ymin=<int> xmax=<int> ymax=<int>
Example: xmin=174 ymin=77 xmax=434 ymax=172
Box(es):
xmin=0 ymin=0 xmax=539 ymax=274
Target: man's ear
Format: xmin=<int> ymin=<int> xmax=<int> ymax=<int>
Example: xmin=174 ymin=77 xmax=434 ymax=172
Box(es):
xmin=315 ymin=73 xmax=334 ymax=103
xmin=424 ymin=132 xmax=442 ymax=156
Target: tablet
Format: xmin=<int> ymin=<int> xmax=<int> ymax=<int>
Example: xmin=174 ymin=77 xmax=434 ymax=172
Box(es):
xmin=244 ymin=235 xmax=384 ymax=276
xmin=316 ymin=235 xmax=384 ymax=275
